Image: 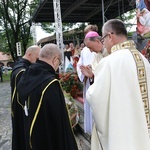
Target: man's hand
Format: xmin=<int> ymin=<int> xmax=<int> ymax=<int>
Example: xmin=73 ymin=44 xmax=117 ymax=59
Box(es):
xmin=80 ymin=65 xmax=94 ymax=78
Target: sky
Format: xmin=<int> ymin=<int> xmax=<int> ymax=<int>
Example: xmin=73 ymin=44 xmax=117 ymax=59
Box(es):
xmin=35 ymin=26 xmax=51 ymax=42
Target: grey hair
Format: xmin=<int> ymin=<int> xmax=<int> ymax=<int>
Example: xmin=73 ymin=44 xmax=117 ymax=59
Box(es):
xmin=89 ymin=36 xmax=101 ymax=41
xmin=102 ymin=19 xmax=127 ymax=37
xmin=39 ymin=43 xmax=62 ymax=60
xmin=84 ymin=36 xmax=102 ymax=43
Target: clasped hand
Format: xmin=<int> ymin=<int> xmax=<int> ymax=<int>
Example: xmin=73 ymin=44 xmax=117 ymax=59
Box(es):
xmin=80 ymin=65 xmax=93 ymax=78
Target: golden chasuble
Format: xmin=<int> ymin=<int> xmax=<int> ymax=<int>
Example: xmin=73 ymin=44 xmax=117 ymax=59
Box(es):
xmin=111 ymin=40 xmax=150 ymax=134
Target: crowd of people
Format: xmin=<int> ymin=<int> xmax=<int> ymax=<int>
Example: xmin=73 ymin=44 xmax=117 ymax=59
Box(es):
xmin=10 ymin=19 xmax=150 ymax=150
xmin=63 ymin=42 xmax=85 ymax=70
xmin=64 ymin=42 xmax=85 ymax=56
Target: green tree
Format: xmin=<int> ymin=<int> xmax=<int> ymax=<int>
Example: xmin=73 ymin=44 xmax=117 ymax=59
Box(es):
xmin=117 ymin=9 xmax=136 ymax=35
xmin=0 ymin=0 xmax=38 ymax=61
xmin=40 ymin=22 xmax=86 ymax=33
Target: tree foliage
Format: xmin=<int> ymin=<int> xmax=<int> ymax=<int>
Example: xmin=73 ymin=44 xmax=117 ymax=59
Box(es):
xmin=0 ymin=0 xmax=38 ymax=61
xmin=117 ymin=9 xmax=136 ymax=32
xmin=40 ymin=22 xmax=86 ymax=34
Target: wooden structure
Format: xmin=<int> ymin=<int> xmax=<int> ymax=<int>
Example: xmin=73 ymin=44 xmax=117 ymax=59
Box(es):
xmin=37 ymin=28 xmax=84 ymax=46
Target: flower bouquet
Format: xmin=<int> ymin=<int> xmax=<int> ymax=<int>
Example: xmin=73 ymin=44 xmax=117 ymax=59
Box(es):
xmin=59 ymin=71 xmax=83 ymax=97
xmin=59 ymin=71 xmax=83 ymax=127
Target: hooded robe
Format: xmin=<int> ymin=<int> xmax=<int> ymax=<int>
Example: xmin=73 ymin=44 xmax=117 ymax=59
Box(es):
xmin=11 ymin=58 xmax=31 ymax=150
xmin=17 ymin=59 xmax=78 ymax=150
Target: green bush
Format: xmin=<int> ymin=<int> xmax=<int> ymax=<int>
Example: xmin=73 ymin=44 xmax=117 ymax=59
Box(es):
xmin=2 ymin=71 xmax=11 ymax=81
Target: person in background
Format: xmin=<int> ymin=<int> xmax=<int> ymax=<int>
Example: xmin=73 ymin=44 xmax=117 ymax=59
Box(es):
xmin=68 ymin=42 xmax=75 ymax=56
xmin=86 ymin=19 xmax=150 ymax=150
xmin=77 ymin=24 xmax=102 ymax=134
xmin=74 ymin=44 xmax=81 ymax=56
xmin=79 ymin=43 xmax=85 ymax=51
xmin=11 ymin=45 xmax=41 ymax=150
xmin=17 ymin=43 xmax=78 ymax=150
xmin=0 ymin=64 xmax=3 ymax=82
xmin=63 ymin=44 xmax=69 ymax=52
xmin=72 ymin=45 xmax=81 ymax=70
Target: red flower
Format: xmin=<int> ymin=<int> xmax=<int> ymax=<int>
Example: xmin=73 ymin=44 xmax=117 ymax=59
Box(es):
xmin=59 ymin=72 xmax=83 ymax=97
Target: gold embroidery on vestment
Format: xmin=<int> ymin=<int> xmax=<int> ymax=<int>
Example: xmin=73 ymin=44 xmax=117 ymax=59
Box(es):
xmin=111 ymin=40 xmax=150 ymax=134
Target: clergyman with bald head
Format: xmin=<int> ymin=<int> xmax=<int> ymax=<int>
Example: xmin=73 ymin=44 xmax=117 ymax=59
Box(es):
xmin=11 ymin=44 xmax=41 ymax=150
xmin=16 ymin=43 xmax=78 ymax=150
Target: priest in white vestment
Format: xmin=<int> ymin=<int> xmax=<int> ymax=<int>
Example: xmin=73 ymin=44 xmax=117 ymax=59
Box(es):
xmin=77 ymin=25 xmax=106 ymax=134
xmin=86 ymin=19 xmax=150 ymax=150
xmin=77 ymin=46 xmax=96 ymax=133
xmin=77 ymin=46 xmax=107 ymax=133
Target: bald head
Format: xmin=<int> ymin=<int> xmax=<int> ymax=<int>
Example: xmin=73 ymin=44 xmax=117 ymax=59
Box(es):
xmin=23 ymin=45 xmax=41 ymax=63
xmin=39 ymin=43 xmax=62 ymax=60
xmin=39 ymin=43 xmax=62 ymax=71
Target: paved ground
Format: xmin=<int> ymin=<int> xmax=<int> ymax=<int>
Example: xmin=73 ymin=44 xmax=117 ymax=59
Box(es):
xmin=0 ymin=82 xmax=12 ymax=150
xmin=0 ymin=81 xmax=90 ymax=150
